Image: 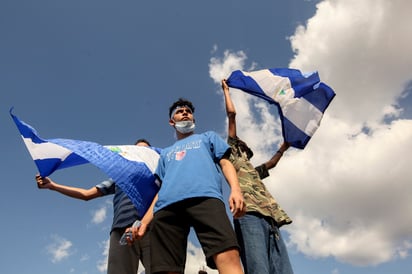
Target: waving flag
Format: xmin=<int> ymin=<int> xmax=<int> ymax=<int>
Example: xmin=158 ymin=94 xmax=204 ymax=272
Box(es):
xmin=226 ymin=68 xmax=335 ymax=149
xmin=10 ymin=108 xmax=160 ymax=217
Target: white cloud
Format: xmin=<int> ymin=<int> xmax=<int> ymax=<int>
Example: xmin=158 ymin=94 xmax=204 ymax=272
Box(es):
xmin=209 ymin=47 xmax=250 ymax=82
xmin=80 ymin=253 xmax=90 ymax=262
xmin=288 ymin=0 xmax=412 ymax=125
xmin=185 ymin=241 xmax=218 ymax=274
xmin=47 ymin=235 xmax=73 ymax=263
xmin=208 ymin=0 xmax=412 ymax=267
xmin=96 ymin=238 xmax=109 ymax=273
xmin=91 ymin=205 xmax=108 ymax=224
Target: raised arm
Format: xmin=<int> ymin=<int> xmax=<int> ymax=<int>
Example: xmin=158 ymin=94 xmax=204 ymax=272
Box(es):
xmin=221 ymin=79 xmax=237 ymax=138
xmin=35 ymin=174 xmax=102 ymax=201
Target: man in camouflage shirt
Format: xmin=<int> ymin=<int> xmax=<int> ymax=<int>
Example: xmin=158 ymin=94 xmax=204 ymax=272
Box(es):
xmin=222 ymin=79 xmax=294 ymax=274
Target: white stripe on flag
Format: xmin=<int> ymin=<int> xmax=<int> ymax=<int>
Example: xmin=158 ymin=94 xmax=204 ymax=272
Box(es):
xmin=243 ymin=69 xmax=294 ymax=107
xmin=105 ymin=145 xmax=159 ymax=173
xmin=23 ymin=137 xmax=72 ymax=161
xmin=283 ymin=97 xmax=323 ymax=136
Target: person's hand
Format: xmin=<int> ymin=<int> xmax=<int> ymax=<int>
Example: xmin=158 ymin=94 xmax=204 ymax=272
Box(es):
xmin=229 ymin=188 xmax=246 ymax=218
xmin=125 ymin=222 xmax=148 ymax=245
xmin=221 ymin=79 xmax=229 ymax=92
xmin=35 ymin=174 xmax=53 ymax=189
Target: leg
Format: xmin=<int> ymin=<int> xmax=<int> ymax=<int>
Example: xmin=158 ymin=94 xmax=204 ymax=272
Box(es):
xmin=137 ymin=226 xmax=151 ymax=274
xmin=150 ymin=204 xmax=190 ymax=273
xmin=189 ymin=198 xmax=243 ymax=273
xmin=269 ymin=226 xmax=294 ymax=274
xmin=107 ymin=229 xmax=140 ymax=274
xmin=234 ymin=214 xmax=271 ymax=274
xmin=213 ymin=248 xmax=244 ymax=274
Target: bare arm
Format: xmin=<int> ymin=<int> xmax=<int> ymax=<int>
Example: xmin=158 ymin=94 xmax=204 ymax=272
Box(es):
xmin=222 ymin=79 xmax=237 ymax=138
xmin=35 ymin=174 xmax=102 ymax=201
xmin=127 ymin=192 xmax=158 ymax=244
xmin=219 ymin=158 xmax=245 ymax=218
xmin=263 ymin=142 xmax=290 ymax=170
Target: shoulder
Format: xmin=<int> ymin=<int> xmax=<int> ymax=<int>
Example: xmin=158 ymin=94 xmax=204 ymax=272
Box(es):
xmin=202 ymin=131 xmax=225 ymax=140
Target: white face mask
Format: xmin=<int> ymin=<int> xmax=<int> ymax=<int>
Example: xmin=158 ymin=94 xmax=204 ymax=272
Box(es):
xmin=174 ymin=120 xmax=195 ymax=134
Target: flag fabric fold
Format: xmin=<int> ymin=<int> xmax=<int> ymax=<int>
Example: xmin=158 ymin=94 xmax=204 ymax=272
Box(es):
xmin=226 ymin=68 xmax=336 ymax=149
xmin=10 ymin=108 xmax=160 ymax=217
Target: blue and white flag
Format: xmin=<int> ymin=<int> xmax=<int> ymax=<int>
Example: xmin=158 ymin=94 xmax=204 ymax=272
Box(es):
xmin=10 ymin=108 xmax=160 ymax=217
xmin=226 ymin=68 xmax=336 ymax=149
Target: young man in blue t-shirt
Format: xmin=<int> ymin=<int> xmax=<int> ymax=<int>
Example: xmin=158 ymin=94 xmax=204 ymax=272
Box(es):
xmin=128 ymin=98 xmax=245 ymax=274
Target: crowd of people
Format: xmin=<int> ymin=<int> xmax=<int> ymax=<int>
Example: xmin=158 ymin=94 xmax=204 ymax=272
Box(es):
xmin=35 ymin=80 xmax=294 ymax=274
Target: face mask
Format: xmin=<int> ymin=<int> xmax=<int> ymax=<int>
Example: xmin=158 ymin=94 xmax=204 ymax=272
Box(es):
xmin=174 ymin=120 xmax=195 ymax=134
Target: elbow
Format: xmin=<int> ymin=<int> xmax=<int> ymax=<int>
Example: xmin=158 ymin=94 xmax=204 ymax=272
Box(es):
xmin=227 ymin=111 xmax=236 ymax=118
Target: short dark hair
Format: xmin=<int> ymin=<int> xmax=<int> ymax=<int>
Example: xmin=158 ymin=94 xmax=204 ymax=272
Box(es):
xmin=168 ymin=98 xmax=195 ymax=118
xmin=135 ymin=138 xmax=151 ymax=146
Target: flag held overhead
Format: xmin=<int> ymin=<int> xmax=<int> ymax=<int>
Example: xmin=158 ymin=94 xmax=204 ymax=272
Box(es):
xmin=226 ymin=68 xmax=335 ymax=149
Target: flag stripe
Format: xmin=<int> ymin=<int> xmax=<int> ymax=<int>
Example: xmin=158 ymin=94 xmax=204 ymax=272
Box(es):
xmin=226 ymin=70 xmax=276 ymax=103
xmin=243 ymin=70 xmax=292 ymax=102
xmin=282 ymin=117 xmax=311 ymax=149
xmin=283 ymin=97 xmax=323 ymax=137
xmin=226 ymin=68 xmax=335 ymax=149
xmin=306 ymin=82 xmax=336 ymax=112
xmin=23 ymin=137 xmax=73 ymax=161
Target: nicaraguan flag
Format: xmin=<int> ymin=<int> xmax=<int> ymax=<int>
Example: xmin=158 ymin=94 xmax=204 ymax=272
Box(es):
xmin=226 ymin=68 xmax=335 ymax=149
xmin=10 ymin=108 xmax=160 ymax=217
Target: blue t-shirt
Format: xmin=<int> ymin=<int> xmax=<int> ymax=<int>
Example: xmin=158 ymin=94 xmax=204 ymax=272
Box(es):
xmin=154 ymin=131 xmax=230 ymax=212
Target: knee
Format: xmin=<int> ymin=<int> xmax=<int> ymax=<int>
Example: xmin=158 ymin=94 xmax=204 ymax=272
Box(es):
xmin=213 ymin=248 xmax=241 ymax=266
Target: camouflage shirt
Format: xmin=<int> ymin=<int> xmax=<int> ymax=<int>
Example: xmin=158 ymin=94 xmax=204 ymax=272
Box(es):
xmin=228 ymin=136 xmax=292 ymax=227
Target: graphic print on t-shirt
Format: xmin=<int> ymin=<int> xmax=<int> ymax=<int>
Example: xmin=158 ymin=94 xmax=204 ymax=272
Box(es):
xmin=175 ymin=150 xmax=186 ymax=160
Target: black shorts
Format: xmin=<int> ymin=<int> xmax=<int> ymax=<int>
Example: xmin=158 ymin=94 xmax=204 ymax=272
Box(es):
xmin=150 ymin=197 xmax=239 ymax=273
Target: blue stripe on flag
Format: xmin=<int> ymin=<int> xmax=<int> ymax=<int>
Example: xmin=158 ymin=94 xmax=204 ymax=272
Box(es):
xmin=10 ymin=108 xmax=160 ymax=217
xmin=282 ymin=117 xmax=311 ymax=149
xmin=305 ymin=82 xmax=336 ymax=112
xmin=226 ymin=68 xmax=335 ymax=149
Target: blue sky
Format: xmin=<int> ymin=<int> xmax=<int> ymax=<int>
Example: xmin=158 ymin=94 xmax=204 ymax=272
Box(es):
xmin=1 ymin=0 xmax=412 ymax=273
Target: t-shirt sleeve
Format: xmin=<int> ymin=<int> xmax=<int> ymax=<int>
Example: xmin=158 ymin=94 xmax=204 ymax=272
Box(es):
xmin=207 ymin=131 xmax=230 ymax=161
xmin=155 ymin=152 xmax=166 ymax=182
xmin=95 ymin=179 xmax=116 ymax=196
xmin=255 ymin=164 xmax=270 ymax=179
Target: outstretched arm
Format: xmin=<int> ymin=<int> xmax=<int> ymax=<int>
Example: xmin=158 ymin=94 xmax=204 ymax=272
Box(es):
xmin=35 ymin=174 xmax=102 ymax=201
xmin=264 ymin=142 xmax=290 ymax=170
xmin=255 ymin=142 xmax=290 ymax=179
xmin=222 ymin=79 xmax=237 ymax=138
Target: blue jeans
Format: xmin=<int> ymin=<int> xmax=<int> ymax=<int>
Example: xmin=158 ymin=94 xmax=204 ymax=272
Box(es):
xmin=234 ymin=213 xmax=293 ymax=274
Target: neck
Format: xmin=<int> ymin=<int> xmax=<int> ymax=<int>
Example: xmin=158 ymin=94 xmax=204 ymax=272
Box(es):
xmin=176 ymin=131 xmax=194 ymax=140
